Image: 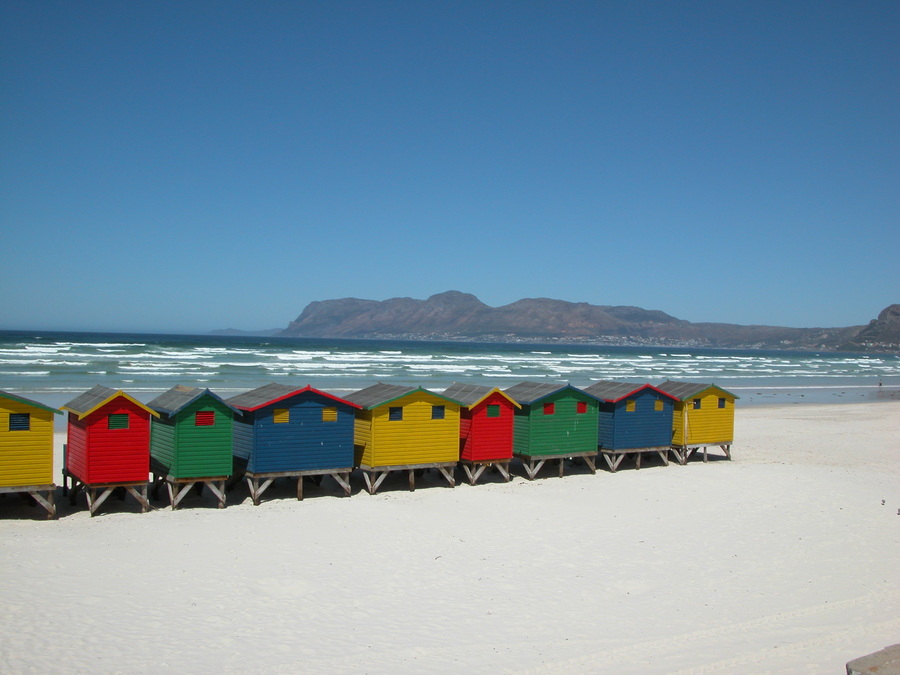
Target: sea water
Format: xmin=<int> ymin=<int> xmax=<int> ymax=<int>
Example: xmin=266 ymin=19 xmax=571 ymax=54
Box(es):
xmin=1 ymin=330 xmax=898 ymax=412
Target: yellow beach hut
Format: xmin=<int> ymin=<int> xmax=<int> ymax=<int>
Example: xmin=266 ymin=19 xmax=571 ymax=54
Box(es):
xmin=0 ymin=390 xmax=61 ymax=518
xmin=344 ymin=382 xmax=461 ymax=494
xmin=656 ymin=380 xmax=738 ymax=463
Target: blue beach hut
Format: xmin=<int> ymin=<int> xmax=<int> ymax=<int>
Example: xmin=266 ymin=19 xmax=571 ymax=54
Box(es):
xmin=226 ymin=383 xmax=361 ymax=504
xmin=582 ymin=381 xmax=678 ymax=471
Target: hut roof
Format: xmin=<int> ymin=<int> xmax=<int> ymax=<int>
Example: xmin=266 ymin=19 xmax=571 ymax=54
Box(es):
xmin=225 ymin=383 xmax=360 ymax=411
xmin=345 ymin=382 xmax=461 ymax=409
xmin=504 ymin=381 xmax=599 ymax=405
xmin=0 ymin=390 xmax=61 ymax=415
xmin=442 ymin=382 xmax=520 ymax=409
xmin=656 ymin=380 xmax=739 ymax=401
xmin=148 ymin=385 xmax=238 ymax=416
xmin=62 ymin=384 xmax=159 ymax=419
xmin=582 ymin=380 xmax=678 ymax=404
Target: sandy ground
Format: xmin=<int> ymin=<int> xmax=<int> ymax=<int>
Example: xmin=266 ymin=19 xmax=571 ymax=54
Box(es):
xmin=1 ymin=402 xmax=898 ymax=674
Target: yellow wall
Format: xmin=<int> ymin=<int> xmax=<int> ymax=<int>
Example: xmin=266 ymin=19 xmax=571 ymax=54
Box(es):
xmin=0 ymin=400 xmax=55 ymax=487
xmin=672 ymin=389 xmax=735 ymax=446
xmin=356 ymin=392 xmax=459 ymax=467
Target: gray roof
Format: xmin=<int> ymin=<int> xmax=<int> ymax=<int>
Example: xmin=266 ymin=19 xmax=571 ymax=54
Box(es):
xmin=148 ymin=385 xmax=236 ymax=416
xmin=225 ymin=383 xmax=305 ymax=410
xmin=503 ymin=381 xmax=571 ymax=405
xmin=344 ymin=382 xmax=418 ymax=409
xmin=656 ymin=380 xmax=738 ymax=400
xmin=62 ymin=384 xmax=119 ymax=415
xmin=442 ymin=382 xmax=494 ymax=407
xmin=582 ymin=380 xmax=648 ymax=402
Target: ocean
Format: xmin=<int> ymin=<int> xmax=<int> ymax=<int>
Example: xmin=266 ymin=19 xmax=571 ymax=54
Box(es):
xmin=1 ymin=330 xmax=898 ymax=413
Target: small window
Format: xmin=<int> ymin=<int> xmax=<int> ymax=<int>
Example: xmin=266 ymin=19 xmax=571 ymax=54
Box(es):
xmin=431 ymin=405 xmax=445 ymax=420
xmin=273 ymin=408 xmax=289 ymax=424
xmin=389 ymin=406 xmax=403 ymax=421
xmin=576 ymin=401 xmax=588 ymax=414
xmin=108 ymin=413 xmax=129 ymax=430
xmin=486 ymin=404 xmax=501 ymax=418
xmin=718 ymin=397 xmax=726 ymax=409
xmin=322 ymin=407 xmax=338 ymax=422
xmin=654 ymin=399 xmax=664 ymax=412
xmin=692 ymin=399 xmax=702 ymax=410
xmin=625 ymin=399 xmax=636 ymax=412
xmin=543 ymin=402 xmax=555 ymax=415
xmin=9 ymin=413 xmax=30 ymax=431
xmin=195 ymin=410 xmax=215 ymax=426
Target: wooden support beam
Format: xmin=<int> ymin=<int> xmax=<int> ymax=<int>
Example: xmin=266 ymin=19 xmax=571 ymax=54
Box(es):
xmin=584 ymin=455 xmax=596 ymax=474
xmin=408 ymin=469 xmax=415 ymax=492
xmin=635 ymin=452 xmax=642 ymax=470
xmin=27 ymin=489 xmax=56 ymax=519
xmin=437 ymin=465 xmax=455 ymax=488
xmin=658 ymin=449 xmax=669 ymax=466
xmin=297 ymin=476 xmax=303 ymax=501
xmin=331 ymin=472 xmax=351 ymax=497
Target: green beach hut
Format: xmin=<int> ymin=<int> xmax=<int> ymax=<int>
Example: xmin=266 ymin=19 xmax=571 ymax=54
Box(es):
xmin=504 ymin=381 xmax=601 ymax=479
xmin=148 ymin=386 xmax=237 ymax=509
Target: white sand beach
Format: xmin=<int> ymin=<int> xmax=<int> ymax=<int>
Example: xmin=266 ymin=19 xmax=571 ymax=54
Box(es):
xmin=1 ymin=402 xmax=898 ymax=673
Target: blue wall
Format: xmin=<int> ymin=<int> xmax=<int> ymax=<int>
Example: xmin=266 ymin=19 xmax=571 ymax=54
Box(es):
xmin=233 ymin=392 xmax=356 ymax=473
xmin=598 ymin=389 xmax=674 ymax=450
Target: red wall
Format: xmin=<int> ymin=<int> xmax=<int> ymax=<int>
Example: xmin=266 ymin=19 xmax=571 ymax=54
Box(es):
xmin=460 ymin=391 xmax=515 ymax=462
xmin=65 ymin=397 xmax=150 ymax=483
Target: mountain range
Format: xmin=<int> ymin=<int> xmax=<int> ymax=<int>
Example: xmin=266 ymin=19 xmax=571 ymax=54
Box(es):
xmin=277 ymin=291 xmax=900 ymax=353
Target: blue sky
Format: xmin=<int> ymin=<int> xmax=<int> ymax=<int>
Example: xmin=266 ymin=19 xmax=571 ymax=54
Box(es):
xmin=2 ymin=1 xmax=898 ymax=333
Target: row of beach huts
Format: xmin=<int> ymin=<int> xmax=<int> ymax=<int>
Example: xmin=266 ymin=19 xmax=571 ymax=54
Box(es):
xmin=0 ymin=379 xmax=737 ymax=517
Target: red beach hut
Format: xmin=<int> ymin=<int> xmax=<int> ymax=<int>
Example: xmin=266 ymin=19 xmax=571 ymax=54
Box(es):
xmin=443 ymin=382 xmax=520 ymax=484
xmin=61 ymin=385 xmax=158 ymax=515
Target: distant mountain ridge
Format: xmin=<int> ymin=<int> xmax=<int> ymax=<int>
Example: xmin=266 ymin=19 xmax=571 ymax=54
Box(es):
xmin=279 ymin=291 xmax=899 ymax=352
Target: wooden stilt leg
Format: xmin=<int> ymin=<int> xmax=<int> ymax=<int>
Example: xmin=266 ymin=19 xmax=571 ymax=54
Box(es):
xmin=635 ymin=452 xmax=642 ymax=470
xmin=723 ymin=444 xmax=731 ymax=460
xmin=703 ymin=446 xmax=708 ymax=463
xmin=206 ymin=480 xmax=227 ymax=508
xmin=658 ymin=449 xmax=669 ymax=466
xmin=408 ymin=469 xmax=415 ymax=491
xmin=297 ymin=476 xmax=303 ymax=501
xmin=437 ymin=466 xmax=455 ymax=488
xmin=28 ymin=490 xmax=56 ymax=519
xmin=498 ymin=463 xmax=510 ymax=482
xmin=331 ymin=472 xmax=351 ymax=497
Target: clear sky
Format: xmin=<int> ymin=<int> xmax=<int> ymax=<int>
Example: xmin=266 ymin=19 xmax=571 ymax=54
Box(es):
xmin=2 ymin=1 xmax=898 ymax=333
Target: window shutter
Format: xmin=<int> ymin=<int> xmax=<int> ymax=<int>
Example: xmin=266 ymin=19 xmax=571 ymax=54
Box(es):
xmin=625 ymin=400 xmax=636 ymax=412
xmin=486 ymin=404 xmax=501 ymax=418
xmin=576 ymin=401 xmax=587 ymax=414
xmin=9 ymin=413 xmax=30 ymax=431
xmin=273 ymin=408 xmax=289 ymax=424
xmin=389 ymin=406 xmax=403 ymax=421
xmin=654 ymin=399 xmax=664 ymax=412
xmin=718 ymin=397 xmax=726 ymax=409
xmin=431 ymin=405 xmax=445 ymax=420
xmin=543 ymin=402 xmax=555 ymax=415
xmin=108 ymin=413 xmax=129 ymax=430
xmin=195 ymin=410 xmax=215 ymax=426
xmin=322 ymin=407 xmax=338 ymax=422
xmin=693 ymin=399 xmax=702 ymax=410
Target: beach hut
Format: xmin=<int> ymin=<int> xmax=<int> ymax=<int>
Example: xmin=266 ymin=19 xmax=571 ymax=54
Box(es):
xmin=443 ymin=382 xmax=520 ymax=484
xmin=61 ymin=385 xmax=158 ymax=515
xmin=148 ymin=386 xmax=238 ymax=509
xmin=656 ymin=380 xmax=738 ymax=463
xmin=226 ymin=383 xmax=360 ymax=505
xmin=0 ymin=390 xmax=61 ymax=518
xmin=582 ymin=380 xmax=678 ymax=472
xmin=504 ymin=381 xmax=601 ymax=479
xmin=344 ymin=383 xmax=461 ymax=494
